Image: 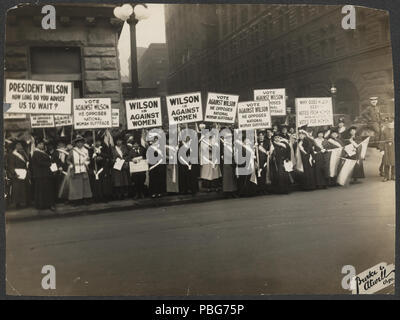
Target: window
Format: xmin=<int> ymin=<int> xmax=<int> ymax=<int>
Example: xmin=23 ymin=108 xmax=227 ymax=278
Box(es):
xmin=30 ymin=47 xmax=81 ymax=75
xmin=241 ymin=6 xmax=248 ymax=24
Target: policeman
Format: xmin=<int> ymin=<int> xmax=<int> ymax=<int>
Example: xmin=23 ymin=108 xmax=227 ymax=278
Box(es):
xmin=360 ymin=96 xmax=381 ymax=134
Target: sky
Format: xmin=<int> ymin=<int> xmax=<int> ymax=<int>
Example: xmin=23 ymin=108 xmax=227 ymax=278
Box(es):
xmin=118 ymin=4 xmax=166 ymax=80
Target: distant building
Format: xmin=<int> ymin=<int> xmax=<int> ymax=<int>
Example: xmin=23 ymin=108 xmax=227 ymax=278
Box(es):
xmin=121 ymin=47 xmax=147 ymax=83
xmin=165 ymin=4 xmax=394 ymax=119
xmin=138 ymin=43 xmax=169 ymax=95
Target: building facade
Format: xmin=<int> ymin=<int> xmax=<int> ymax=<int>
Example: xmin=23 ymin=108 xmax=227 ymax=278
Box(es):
xmin=138 ymin=43 xmax=169 ymax=95
xmin=4 ymin=3 xmax=126 ymax=129
xmin=165 ymin=4 xmax=394 ymax=119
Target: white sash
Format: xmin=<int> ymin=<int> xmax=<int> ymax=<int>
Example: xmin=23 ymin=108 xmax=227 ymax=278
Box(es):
xmin=72 ymin=147 xmax=88 ymax=174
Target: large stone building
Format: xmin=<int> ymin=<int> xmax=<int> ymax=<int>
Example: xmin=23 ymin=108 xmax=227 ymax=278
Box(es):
xmin=4 ymin=3 xmax=126 ymax=129
xmin=165 ymin=4 xmax=394 ymax=119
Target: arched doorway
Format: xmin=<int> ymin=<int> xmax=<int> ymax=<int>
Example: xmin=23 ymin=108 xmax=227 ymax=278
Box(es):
xmin=335 ymin=79 xmax=360 ymax=120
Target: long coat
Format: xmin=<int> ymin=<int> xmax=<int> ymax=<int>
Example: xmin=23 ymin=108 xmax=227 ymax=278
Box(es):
xmin=294 ymin=138 xmax=316 ymax=190
xmin=91 ymin=144 xmax=113 ymax=199
xmin=66 ymin=148 xmax=92 ymax=201
xmin=7 ymin=150 xmax=30 ymax=207
xmin=111 ymin=145 xmax=130 ymax=187
xmin=270 ymin=141 xmax=291 ymax=194
xmin=380 ymin=127 xmax=395 ymax=166
xmin=344 ymin=136 xmax=365 ymax=179
xmin=31 ymin=150 xmax=56 ymax=209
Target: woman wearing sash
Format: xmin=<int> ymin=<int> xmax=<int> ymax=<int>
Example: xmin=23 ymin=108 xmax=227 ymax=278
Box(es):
xmin=270 ymin=135 xmax=291 ymax=194
xmin=325 ymin=128 xmax=345 ymax=185
xmin=178 ymin=136 xmax=199 ymax=195
xmin=200 ymin=127 xmax=222 ymax=192
xmin=129 ymin=140 xmax=147 ymax=199
xmin=31 ymin=140 xmax=56 ymax=210
xmin=220 ymin=128 xmax=237 ymax=197
xmin=66 ymin=135 xmax=92 ymax=205
xmin=148 ymin=134 xmax=166 ymax=198
xmin=344 ymin=126 xmax=365 ymax=183
xmin=256 ymin=131 xmax=270 ymax=195
xmin=236 ymin=133 xmax=257 ymax=197
xmin=92 ymin=135 xmax=113 ymax=202
xmin=7 ymin=141 xmax=30 ymax=209
xmin=312 ymin=130 xmax=329 ymax=189
xmin=166 ymin=141 xmax=180 ymax=194
xmin=111 ymin=136 xmax=130 ymax=200
xmin=294 ymin=130 xmax=316 ymax=191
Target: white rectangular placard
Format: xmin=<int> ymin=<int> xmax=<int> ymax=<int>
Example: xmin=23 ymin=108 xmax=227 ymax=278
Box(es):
xmin=166 ymin=92 xmax=203 ymax=125
xmin=204 ymin=92 xmax=239 ymax=124
xmin=73 ymin=98 xmax=112 ymax=129
xmin=5 ymin=79 xmax=72 ymax=114
xmin=30 ymin=115 xmax=55 ymax=128
xmin=295 ymin=97 xmax=333 ymax=127
xmin=237 ymin=101 xmax=272 ymax=130
xmin=125 ymin=97 xmax=162 ymax=130
xmin=254 ymin=88 xmax=286 ymax=116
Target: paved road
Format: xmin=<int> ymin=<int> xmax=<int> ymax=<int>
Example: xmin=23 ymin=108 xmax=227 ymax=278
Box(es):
xmin=5 ymin=148 xmax=395 ymax=296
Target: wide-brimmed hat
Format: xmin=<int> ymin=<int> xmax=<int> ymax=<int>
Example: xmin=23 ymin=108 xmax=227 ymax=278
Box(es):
xmin=73 ymin=135 xmax=85 ymax=143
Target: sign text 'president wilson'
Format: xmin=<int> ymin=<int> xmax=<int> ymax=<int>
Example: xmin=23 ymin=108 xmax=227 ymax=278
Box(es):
xmin=5 ymin=79 xmax=72 ymax=115
xmin=166 ymin=92 xmax=203 ymax=125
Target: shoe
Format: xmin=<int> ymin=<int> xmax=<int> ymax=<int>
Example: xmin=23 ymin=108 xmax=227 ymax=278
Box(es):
xmin=157 ymin=194 xmax=162 ymax=198
xmin=382 ymin=178 xmax=389 ymax=182
xmin=151 ymin=194 xmax=156 ymax=198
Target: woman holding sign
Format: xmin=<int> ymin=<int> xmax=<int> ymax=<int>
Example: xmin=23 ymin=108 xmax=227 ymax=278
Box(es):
xmin=147 ymin=133 xmax=166 ymax=198
xmin=111 ymin=136 xmax=131 ymax=200
xmin=294 ymin=129 xmax=316 ymax=191
xmin=31 ymin=139 xmax=56 ymax=210
xmin=91 ymin=135 xmax=113 ymax=202
xmin=7 ymin=141 xmax=30 ymax=209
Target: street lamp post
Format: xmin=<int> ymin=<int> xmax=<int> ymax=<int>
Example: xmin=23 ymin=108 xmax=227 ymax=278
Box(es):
xmin=114 ymin=4 xmax=149 ymax=98
xmin=127 ymin=15 xmax=139 ymax=97
xmin=330 ymin=84 xmax=337 ymax=115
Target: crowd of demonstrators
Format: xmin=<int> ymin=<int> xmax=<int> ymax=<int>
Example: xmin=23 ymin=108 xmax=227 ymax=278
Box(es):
xmin=4 ymin=115 xmax=395 ymax=211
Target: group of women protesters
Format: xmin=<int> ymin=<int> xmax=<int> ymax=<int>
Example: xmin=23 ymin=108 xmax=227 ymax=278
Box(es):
xmin=5 ymin=116 xmax=393 ymax=211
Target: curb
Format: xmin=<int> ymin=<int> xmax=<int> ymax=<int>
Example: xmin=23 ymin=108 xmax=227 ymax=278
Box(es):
xmin=5 ymin=192 xmax=226 ymax=223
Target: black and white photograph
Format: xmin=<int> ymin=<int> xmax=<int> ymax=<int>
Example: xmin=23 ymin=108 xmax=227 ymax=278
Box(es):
xmin=2 ymin=1 xmax=396 ymax=298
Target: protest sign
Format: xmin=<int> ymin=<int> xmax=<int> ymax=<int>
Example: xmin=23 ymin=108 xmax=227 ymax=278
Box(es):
xmin=295 ymin=97 xmax=333 ymax=127
xmin=125 ymin=97 xmax=162 ymax=130
xmin=166 ymin=92 xmax=203 ymax=125
xmin=204 ymin=92 xmax=239 ymax=124
xmin=54 ymin=115 xmax=73 ymax=127
xmin=112 ymin=109 xmax=120 ymax=128
xmin=5 ymin=79 xmax=72 ymax=114
xmin=30 ymin=115 xmax=55 ymax=128
xmin=129 ymin=159 xmax=149 ymax=173
xmin=73 ymin=98 xmax=112 ymax=130
xmin=4 ymin=113 xmax=27 ymax=119
xmin=237 ymin=101 xmax=272 ymax=130
xmin=254 ymin=88 xmax=286 ymax=116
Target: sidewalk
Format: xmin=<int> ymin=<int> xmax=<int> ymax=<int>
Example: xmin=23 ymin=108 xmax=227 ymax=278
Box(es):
xmin=5 ymin=192 xmax=225 ymax=223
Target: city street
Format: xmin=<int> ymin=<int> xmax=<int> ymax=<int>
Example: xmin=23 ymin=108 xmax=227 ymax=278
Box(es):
xmin=6 ymin=148 xmax=395 ymax=296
